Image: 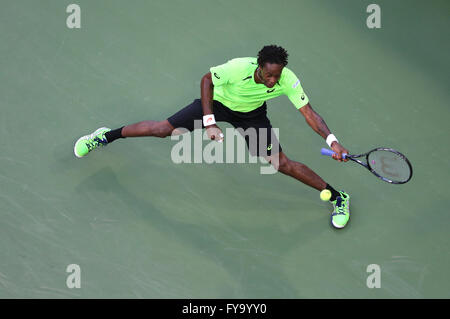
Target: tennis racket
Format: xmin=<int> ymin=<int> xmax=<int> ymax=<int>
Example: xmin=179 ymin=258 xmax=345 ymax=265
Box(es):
xmin=321 ymin=147 xmax=413 ymax=184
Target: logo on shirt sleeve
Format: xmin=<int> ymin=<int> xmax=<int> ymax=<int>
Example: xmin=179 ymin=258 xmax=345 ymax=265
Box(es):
xmin=301 ymin=93 xmax=305 ymax=100
xmin=292 ymin=80 xmax=300 ymax=89
xmin=214 ymin=73 xmax=220 ymax=79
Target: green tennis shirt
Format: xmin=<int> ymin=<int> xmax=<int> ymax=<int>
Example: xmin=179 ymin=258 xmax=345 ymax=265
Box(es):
xmin=209 ymin=57 xmax=309 ymax=113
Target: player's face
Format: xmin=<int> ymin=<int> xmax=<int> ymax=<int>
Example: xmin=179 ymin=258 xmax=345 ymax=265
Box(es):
xmin=260 ymin=63 xmax=283 ymax=88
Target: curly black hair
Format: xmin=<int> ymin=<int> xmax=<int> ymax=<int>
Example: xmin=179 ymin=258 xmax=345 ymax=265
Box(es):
xmin=257 ymin=45 xmax=289 ymax=67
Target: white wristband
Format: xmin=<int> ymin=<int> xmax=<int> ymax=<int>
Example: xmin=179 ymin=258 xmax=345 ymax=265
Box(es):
xmin=203 ymin=114 xmax=216 ymax=126
xmin=326 ymin=134 xmax=338 ymax=147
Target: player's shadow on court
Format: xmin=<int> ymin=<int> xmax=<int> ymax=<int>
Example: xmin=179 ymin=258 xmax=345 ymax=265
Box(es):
xmin=76 ymin=166 xmax=326 ymax=298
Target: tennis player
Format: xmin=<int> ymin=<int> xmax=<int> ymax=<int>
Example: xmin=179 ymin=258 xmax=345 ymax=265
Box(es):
xmin=74 ymin=45 xmax=351 ymax=228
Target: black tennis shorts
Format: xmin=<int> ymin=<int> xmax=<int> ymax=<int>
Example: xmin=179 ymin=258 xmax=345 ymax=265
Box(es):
xmin=167 ymin=99 xmax=282 ymax=157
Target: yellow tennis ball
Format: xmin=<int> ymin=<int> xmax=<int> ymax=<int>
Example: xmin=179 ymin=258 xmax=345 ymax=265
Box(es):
xmin=320 ymin=189 xmax=332 ymax=201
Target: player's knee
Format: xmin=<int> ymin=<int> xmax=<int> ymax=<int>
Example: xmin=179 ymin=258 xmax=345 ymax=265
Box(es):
xmin=267 ymin=152 xmax=290 ymax=172
xmin=278 ymin=155 xmax=291 ymax=172
xmin=154 ymin=120 xmax=174 ymax=138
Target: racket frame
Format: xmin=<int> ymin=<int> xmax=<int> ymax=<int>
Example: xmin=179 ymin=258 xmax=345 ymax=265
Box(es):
xmin=345 ymin=148 xmax=413 ymax=184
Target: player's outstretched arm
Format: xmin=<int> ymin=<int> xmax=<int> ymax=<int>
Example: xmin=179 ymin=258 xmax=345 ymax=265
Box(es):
xmin=299 ymin=103 xmax=348 ymax=162
xmin=201 ymin=72 xmax=215 ymax=116
xmin=201 ymin=72 xmax=223 ymax=142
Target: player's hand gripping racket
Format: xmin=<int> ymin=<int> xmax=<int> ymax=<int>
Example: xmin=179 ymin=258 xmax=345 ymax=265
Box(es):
xmin=321 ymin=147 xmax=413 ymax=184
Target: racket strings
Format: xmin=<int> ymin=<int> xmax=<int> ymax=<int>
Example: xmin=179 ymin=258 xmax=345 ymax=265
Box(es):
xmin=367 ymin=150 xmax=411 ymax=183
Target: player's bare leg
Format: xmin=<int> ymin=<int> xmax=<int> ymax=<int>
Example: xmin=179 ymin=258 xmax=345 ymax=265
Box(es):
xmin=266 ymin=151 xmax=327 ymax=191
xmin=121 ymin=120 xmax=175 ymax=138
xmin=73 ymin=120 xmax=176 ymax=158
xmin=266 ymin=151 xmax=350 ymax=228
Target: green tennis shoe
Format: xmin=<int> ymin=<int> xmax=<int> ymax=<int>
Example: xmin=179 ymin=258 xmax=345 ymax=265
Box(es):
xmin=74 ymin=127 xmax=111 ymax=158
xmin=331 ymin=191 xmax=350 ymax=229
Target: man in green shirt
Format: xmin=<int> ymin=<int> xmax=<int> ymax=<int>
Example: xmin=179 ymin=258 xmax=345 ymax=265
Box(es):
xmin=73 ymin=45 xmax=351 ymax=229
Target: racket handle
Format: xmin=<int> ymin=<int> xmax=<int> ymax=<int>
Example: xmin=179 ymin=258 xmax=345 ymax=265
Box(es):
xmin=320 ymin=148 xmax=347 ymax=159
